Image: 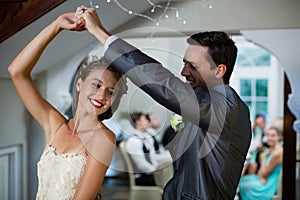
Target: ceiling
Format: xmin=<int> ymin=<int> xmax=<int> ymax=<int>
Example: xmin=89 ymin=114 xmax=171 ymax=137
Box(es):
xmin=0 ymin=0 xmax=66 ymax=43
xmin=0 ymin=0 xmax=164 ymax=43
xmin=0 ymin=0 xmax=155 ymax=77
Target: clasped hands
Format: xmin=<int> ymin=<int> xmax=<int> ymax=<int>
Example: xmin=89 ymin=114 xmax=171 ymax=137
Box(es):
xmin=57 ymin=5 xmax=103 ymax=35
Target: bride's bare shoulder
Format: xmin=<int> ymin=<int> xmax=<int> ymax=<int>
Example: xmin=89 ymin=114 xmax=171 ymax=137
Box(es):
xmin=101 ymin=125 xmax=116 ymax=144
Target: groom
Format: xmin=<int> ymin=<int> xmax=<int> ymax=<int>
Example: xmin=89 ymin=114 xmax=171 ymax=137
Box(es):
xmin=77 ymin=6 xmax=252 ymax=199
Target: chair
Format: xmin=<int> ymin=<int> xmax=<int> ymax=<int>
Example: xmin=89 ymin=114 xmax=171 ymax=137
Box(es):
xmin=272 ymin=169 xmax=282 ymax=200
xmin=153 ymin=161 xmax=173 ymax=188
xmin=119 ymin=141 xmax=163 ymax=200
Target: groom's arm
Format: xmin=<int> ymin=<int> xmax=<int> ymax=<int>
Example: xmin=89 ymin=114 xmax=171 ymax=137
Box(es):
xmin=80 ymin=7 xmax=210 ymax=129
xmin=104 ymin=38 xmax=210 ymax=128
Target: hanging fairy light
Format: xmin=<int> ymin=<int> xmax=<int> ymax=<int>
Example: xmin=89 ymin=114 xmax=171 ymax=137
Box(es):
xmin=89 ymin=0 xmax=213 ymax=26
xmin=89 ymin=0 xmax=100 ymax=8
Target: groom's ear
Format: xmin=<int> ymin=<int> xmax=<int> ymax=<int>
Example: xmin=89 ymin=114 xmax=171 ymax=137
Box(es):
xmin=215 ymin=64 xmax=226 ymax=78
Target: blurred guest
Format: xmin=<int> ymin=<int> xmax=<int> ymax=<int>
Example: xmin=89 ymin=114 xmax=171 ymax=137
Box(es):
xmin=126 ymin=112 xmax=172 ymax=186
xmin=145 ymin=113 xmax=162 ymax=151
xmin=249 ymin=112 xmax=268 ymax=155
xmin=244 ymin=112 xmax=268 ymax=174
xmin=239 ymin=126 xmax=283 ymax=199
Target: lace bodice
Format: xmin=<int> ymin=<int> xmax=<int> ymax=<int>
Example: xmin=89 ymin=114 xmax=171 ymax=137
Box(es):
xmin=36 ymin=145 xmax=87 ymax=200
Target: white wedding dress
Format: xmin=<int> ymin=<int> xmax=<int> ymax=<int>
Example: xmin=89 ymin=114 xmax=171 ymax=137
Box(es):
xmin=36 ymin=144 xmax=87 ymax=199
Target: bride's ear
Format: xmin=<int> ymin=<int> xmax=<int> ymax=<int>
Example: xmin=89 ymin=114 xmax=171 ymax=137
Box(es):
xmin=76 ymin=78 xmax=82 ymax=92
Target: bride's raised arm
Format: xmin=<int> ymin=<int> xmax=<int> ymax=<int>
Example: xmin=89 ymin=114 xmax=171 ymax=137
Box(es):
xmin=8 ymin=12 xmax=84 ymax=139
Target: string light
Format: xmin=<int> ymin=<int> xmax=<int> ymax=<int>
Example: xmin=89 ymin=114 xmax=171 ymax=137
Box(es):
xmin=89 ymin=0 xmax=213 ymax=26
xmin=89 ymin=0 xmax=99 ymax=8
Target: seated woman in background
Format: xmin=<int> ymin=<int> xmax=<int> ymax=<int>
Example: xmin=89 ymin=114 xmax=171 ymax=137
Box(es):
xmin=239 ymin=126 xmax=283 ymax=200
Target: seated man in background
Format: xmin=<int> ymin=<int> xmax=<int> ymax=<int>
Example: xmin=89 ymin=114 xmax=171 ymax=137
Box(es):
xmin=146 ymin=113 xmax=172 ymax=154
xmin=126 ymin=112 xmax=172 ymax=186
xmin=244 ymin=112 xmax=268 ymax=174
xmin=249 ymin=113 xmax=268 ymax=154
xmin=145 ymin=113 xmax=162 ymax=152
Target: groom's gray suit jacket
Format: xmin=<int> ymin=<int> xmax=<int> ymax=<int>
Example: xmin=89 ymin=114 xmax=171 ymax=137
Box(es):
xmin=104 ymin=38 xmax=251 ymax=200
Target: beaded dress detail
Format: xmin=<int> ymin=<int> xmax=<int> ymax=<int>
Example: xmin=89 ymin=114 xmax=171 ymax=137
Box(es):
xmin=36 ymin=143 xmax=87 ymax=199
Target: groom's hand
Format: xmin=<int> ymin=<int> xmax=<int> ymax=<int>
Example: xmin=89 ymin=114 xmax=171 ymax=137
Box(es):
xmin=75 ymin=5 xmax=111 ymax=45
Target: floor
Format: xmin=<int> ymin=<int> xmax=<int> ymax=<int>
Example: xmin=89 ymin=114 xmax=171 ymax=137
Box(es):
xmin=101 ymin=174 xmax=131 ymax=200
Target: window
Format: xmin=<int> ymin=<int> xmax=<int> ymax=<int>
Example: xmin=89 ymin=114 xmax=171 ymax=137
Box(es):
xmin=231 ymin=36 xmax=283 ymax=123
xmin=236 ymin=46 xmax=271 ymax=67
xmin=240 ymin=79 xmax=268 ymax=120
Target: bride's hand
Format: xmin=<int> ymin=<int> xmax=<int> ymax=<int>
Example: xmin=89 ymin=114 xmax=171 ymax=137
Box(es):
xmin=75 ymin=5 xmax=104 ymax=36
xmin=56 ymin=12 xmax=86 ymax=32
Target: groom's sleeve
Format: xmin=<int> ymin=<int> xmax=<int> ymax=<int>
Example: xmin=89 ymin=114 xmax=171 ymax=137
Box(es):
xmin=104 ymin=38 xmax=207 ymax=128
xmin=104 ymin=38 xmax=159 ymax=74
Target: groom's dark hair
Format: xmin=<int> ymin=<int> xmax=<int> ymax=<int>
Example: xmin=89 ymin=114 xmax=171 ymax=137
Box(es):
xmin=187 ymin=31 xmax=237 ymax=84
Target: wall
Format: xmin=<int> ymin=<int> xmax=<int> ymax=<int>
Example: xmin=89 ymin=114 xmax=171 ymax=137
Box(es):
xmin=0 ymin=79 xmax=27 ymax=147
xmin=0 ymin=72 xmax=50 ymax=199
xmin=0 ymin=78 xmax=27 ymax=199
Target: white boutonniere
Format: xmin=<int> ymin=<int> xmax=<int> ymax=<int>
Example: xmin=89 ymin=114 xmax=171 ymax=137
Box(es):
xmin=170 ymin=114 xmax=185 ymax=132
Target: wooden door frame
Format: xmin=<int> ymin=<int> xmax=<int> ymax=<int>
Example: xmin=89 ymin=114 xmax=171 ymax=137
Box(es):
xmin=282 ymin=73 xmax=296 ymax=199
